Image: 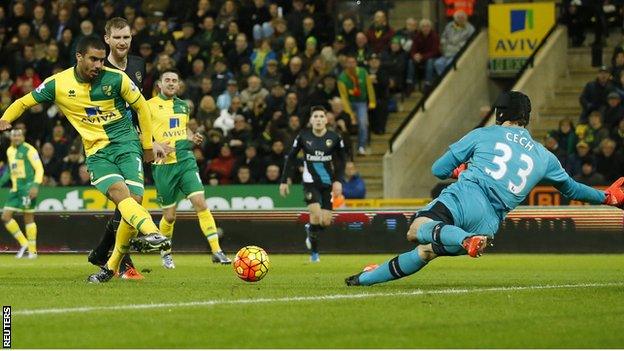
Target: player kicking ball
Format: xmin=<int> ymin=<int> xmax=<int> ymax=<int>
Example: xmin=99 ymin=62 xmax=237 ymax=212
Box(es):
xmin=280 ymin=106 xmax=346 ymax=262
xmin=0 ymin=37 xmax=173 ymax=283
xmin=149 ymin=69 xmax=231 ymax=268
xmin=346 ymin=91 xmax=624 ymax=286
xmin=0 ymin=129 xmax=43 ymax=259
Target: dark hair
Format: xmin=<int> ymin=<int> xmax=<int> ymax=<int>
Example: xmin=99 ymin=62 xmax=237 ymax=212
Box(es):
xmin=76 ymin=36 xmax=106 ymax=54
xmin=105 ymin=17 xmax=130 ymax=35
xmin=311 ymin=105 xmax=327 ymax=114
xmin=160 ymin=68 xmax=181 ymax=80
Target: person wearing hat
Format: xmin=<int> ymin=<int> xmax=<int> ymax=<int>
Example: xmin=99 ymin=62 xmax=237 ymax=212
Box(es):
xmin=217 ymin=79 xmax=240 ymax=111
xmin=301 ymin=36 xmax=319 ymax=71
xmin=602 ymin=91 xmax=624 ymax=129
xmin=579 ymin=65 xmax=614 ymax=123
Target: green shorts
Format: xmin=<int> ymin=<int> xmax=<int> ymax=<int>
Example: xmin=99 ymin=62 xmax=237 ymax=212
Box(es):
xmin=152 ymin=158 xmax=204 ymax=208
xmin=3 ymin=188 xmax=37 ymax=213
xmin=86 ymin=141 xmax=144 ymax=196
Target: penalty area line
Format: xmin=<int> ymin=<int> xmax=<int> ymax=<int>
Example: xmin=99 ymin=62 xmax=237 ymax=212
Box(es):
xmin=14 ymin=282 xmax=623 ymax=316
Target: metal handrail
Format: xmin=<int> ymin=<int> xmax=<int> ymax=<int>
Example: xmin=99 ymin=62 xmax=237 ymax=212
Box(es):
xmin=388 ymin=29 xmax=480 ymax=152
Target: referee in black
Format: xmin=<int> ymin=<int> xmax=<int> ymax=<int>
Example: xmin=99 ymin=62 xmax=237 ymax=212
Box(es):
xmin=88 ymin=17 xmax=147 ymax=279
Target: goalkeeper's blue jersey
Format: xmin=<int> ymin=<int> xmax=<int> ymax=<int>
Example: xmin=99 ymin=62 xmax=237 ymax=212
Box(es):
xmin=432 ymin=125 xmax=605 ymax=218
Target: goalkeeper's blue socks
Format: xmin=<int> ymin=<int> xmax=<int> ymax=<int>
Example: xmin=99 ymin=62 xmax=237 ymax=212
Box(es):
xmin=417 ymin=220 xmax=470 ymax=246
xmin=357 ymin=248 xmax=428 ymax=286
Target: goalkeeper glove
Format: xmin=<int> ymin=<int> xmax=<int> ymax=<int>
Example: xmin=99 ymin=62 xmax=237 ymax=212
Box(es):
xmin=604 ymin=177 xmax=624 ymax=207
xmin=450 ymin=163 xmax=467 ymax=179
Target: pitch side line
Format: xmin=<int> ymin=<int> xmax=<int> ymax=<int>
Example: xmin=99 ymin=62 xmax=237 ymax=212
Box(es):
xmin=13 ymin=282 xmax=622 ymax=316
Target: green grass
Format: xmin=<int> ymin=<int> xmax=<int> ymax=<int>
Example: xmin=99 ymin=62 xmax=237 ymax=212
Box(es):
xmin=2 ymin=254 xmax=624 ymax=348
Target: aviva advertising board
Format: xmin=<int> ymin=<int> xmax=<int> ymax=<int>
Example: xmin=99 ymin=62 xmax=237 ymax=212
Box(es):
xmin=488 ymin=2 xmax=555 ymax=75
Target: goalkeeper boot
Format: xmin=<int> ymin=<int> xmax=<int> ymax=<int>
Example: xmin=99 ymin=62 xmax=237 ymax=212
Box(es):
xmin=87 ymin=250 xmax=108 ymax=268
xmin=345 ymin=264 xmax=379 ymax=286
xmin=130 ymin=233 xmax=171 ymax=253
xmin=15 ymin=245 xmax=27 ymax=259
xmin=212 ymin=250 xmax=232 ymax=264
xmin=310 ymin=252 xmax=320 ymax=263
xmin=162 ymin=253 xmax=175 ymax=269
xmin=462 ymin=235 xmax=489 ymax=258
xmin=87 ymin=266 xmax=115 ymax=283
xmin=119 ymin=254 xmax=144 ymax=280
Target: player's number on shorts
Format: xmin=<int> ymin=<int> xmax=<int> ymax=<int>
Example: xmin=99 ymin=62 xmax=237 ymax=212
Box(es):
xmin=485 ymin=142 xmax=534 ymax=194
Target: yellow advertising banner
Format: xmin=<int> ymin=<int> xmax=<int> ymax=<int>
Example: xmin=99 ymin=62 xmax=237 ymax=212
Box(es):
xmin=488 ymin=2 xmax=555 ymax=74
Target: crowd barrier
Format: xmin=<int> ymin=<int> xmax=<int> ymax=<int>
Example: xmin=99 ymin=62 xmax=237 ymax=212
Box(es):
xmin=0 ymin=207 xmax=621 ymax=254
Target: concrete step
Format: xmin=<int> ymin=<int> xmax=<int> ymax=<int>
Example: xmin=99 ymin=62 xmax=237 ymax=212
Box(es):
xmin=546 ymin=97 xmax=581 ymax=109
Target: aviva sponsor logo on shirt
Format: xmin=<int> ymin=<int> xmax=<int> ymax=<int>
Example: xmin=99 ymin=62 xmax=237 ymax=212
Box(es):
xmin=82 ymin=106 xmax=117 ymax=124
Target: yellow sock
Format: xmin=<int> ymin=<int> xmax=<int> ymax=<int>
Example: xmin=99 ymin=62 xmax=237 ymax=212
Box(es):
xmin=159 ymin=217 xmax=175 ymax=256
xmin=198 ymin=209 xmax=221 ymax=253
xmin=106 ymin=219 xmax=137 ymax=272
xmin=5 ymin=219 xmax=27 ymax=247
xmin=25 ymin=223 xmax=37 ymax=255
xmin=117 ymin=197 xmax=159 ymax=235
xmin=159 ymin=217 xmax=175 ymax=239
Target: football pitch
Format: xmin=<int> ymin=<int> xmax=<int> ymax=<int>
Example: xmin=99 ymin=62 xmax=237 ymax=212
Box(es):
xmin=2 ymin=253 xmax=624 ymax=348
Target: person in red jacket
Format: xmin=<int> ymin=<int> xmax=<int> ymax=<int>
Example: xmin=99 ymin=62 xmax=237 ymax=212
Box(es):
xmin=365 ymin=10 xmax=395 ymax=54
xmin=407 ymin=19 xmax=440 ymax=92
xmin=205 ymin=143 xmax=236 ymax=184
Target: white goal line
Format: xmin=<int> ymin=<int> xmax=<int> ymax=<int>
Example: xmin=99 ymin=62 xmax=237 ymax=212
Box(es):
xmin=13 ymin=282 xmax=622 ymax=317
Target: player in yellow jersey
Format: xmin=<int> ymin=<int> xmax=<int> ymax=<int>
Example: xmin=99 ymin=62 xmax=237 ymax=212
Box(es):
xmin=0 ymin=129 xmax=43 ymax=259
xmin=149 ymin=69 xmax=231 ymax=268
xmin=0 ymin=37 xmax=173 ymax=283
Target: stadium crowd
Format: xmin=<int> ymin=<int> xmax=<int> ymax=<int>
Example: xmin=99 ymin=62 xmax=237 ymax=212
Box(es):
xmin=0 ymin=0 xmax=477 ymax=199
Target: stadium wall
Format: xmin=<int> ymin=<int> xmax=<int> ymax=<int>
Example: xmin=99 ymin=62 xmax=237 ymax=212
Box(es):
xmin=384 ymin=31 xmax=490 ymax=198
xmin=1 ymin=207 xmax=621 ymax=254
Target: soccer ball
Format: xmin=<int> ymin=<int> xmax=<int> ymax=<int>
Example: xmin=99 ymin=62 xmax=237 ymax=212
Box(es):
xmin=233 ymin=246 xmax=270 ymax=282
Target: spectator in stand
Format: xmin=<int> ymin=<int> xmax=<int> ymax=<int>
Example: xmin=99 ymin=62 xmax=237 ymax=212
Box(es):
xmin=211 ymin=58 xmax=234 ymax=97
xmin=301 ymin=36 xmax=319 ymax=72
xmin=281 ymin=91 xmax=303 ymax=126
xmin=77 ymin=164 xmax=91 ymax=186
xmin=583 ymin=111 xmax=610 ymax=152
xmin=568 ymin=140 xmax=594 ymax=177
xmin=58 ymin=170 xmax=74 ymax=187
xmin=263 ymin=139 xmax=286 ymax=169
xmin=433 ymin=10 xmax=475 ymax=78
xmin=241 ymin=75 xmax=269 ymax=111
xmin=551 ymin=118 xmax=578 ymax=155
xmin=61 ymin=146 xmax=85 ymax=183
xmin=227 ymin=33 xmax=252 ymax=74
xmin=194 ymin=149 xmax=208 ymax=180
xmin=368 ymin=53 xmax=389 ymax=135
xmin=574 ymin=159 xmax=606 ymax=186
xmin=197 ymin=95 xmax=220 ymax=130
xmin=296 ymin=16 xmax=319 ymax=51
xmin=222 ymin=21 xmax=241 ymax=54
xmin=261 ymin=59 xmax=282 ymax=89
xmin=262 ymin=163 xmax=281 ymax=184
xmin=215 ymin=96 xmax=243 ymax=136
xmin=383 ymin=36 xmax=408 ymax=105
xmin=562 ymin=0 xmax=585 ymax=47
xmin=281 ymin=115 xmax=302 ymax=149
xmin=243 ymin=0 xmax=272 ymax=42
xmin=545 ymin=134 xmax=573 ymax=175
xmin=340 ymin=17 xmax=358 ymax=53
xmin=309 ymin=74 xmax=339 ymax=110
xmin=234 ymin=144 xmax=263 ymax=182
xmin=409 ymin=19 xmax=440 ymax=92
xmin=49 ymin=124 xmax=70 ymax=160
xmin=217 ymin=79 xmax=240 ymax=111
xmin=338 ymin=55 xmax=376 ymax=155
xmin=579 ymin=65 xmax=614 ymax=123
xmin=234 ymin=165 xmax=255 ymax=184
xmin=354 ymin=32 xmax=372 ymax=67
xmin=279 ymin=36 xmax=299 ymax=68
xmin=40 ymin=142 xmax=61 ymax=182
xmin=227 ymin=115 xmax=252 ymax=157
xmin=602 ymin=91 xmax=624 ymax=129
xmin=204 ymin=129 xmax=225 ymax=160
xmin=251 ymin=39 xmax=277 ymax=75
xmin=611 ymin=49 xmax=624 ymax=80
xmin=205 ymin=144 xmax=236 ymax=185
xmin=611 ymin=118 xmax=624 ymax=151
xmin=395 ymin=18 xmax=418 ymax=55
xmin=595 ymin=138 xmax=624 ymax=183
xmin=281 ymin=55 xmax=304 ymax=87
xmin=287 ymin=0 xmax=306 ymax=37
xmin=366 ymin=11 xmax=395 ymax=54
xmin=342 ymin=161 xmax=366 ymax=199
xmin=294 ymin=74 xmax=313 ymax=113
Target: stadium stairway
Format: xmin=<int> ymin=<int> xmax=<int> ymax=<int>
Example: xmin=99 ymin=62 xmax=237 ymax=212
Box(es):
xmin=533 ymin=44 xmax=615 ymax=141
xmin=353 ymin=93 xmax=422 ymax=199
